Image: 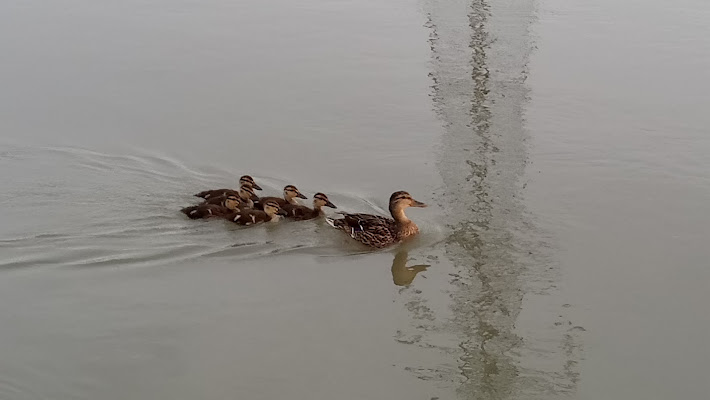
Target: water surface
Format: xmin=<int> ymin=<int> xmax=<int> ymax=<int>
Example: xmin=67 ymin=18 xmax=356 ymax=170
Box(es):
xmin=1 ymin=0 xmax=708 ymax=399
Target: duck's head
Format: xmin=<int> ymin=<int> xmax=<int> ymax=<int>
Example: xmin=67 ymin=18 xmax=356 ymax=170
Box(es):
xmin=389 ymin=191 xmax=427 ymax=216
xmin=239 ymin=175 xmax=262 ymax=191
xmin=283 ymin=185 xmax=307 ymax=200
xmin=239 ymin=184 xmax=259 ymax=202
xmin=263 ymin=200 xmax=287 ymax=217
xmin=224 ymin=195 xmax=240 ymax=210
xmin=313 ymin=193 xmax=337 ymax=209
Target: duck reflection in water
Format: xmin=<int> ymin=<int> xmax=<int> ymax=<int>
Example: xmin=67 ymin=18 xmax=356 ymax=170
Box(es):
xmin=391 ymin=249 xmax=429 ymax=287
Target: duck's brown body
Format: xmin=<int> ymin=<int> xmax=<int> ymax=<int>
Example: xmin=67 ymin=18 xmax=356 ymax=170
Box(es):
xmin=326 ymin=191 xmax=425 ymax=248
xmin=253 ymin=185 xmax=306 ymax=210
xmin=282 ymin=204 xmax=322 ymax=220
xmin=224 ymin=200 xmax=286 ymax=226
xmin=225 ymin=209 xmax=280 ymax=225
xmin=282 ymin=192 xmax=337 ymax=221
xmin=329 ymin=213 xmax=419 ymax=248
xmin=194 ymin=175 xmax=262 ymax=199
xmin=195 ymin=188 xmax=238 ymax=200
xmin=254 ymin=197 xmax=288 ymax=209
xmin=202 ymin=194 xmax=251 ymax=209
xmin=181 ymin=204 xmax=236 ymax=219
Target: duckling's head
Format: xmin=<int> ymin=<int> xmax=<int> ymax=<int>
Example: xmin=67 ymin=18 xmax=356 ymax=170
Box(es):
xmin=313 ymin=193 xmax=337 ymax=209
xmin=263 ymin=201 xmax=287 ymax=217
xmin=224 ymin=195 xmax=240 ymax=210
xmin=389 ymin=191 xmax=427 ymax=217
xmin=239 ymin=175 xmax=262 ymax=190
xmin=239 ymin=184 xmax=259 ymax=202
xmin=284 ymin=185 xmax=307 ymax=200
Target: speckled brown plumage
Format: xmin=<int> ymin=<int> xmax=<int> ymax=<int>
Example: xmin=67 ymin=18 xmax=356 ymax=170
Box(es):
xmin=326 ymin=191 xmax=426 ymax=248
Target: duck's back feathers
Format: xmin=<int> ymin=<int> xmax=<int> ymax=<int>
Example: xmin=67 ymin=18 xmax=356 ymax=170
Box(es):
xmin=282 ymin=204 xmax=319 ymax=221
xmin=194 ymin=189 xmax=238 ymax=199
xmin=202 ymin=194 xmax=249 ymax=208
xmin=326 ymin=212 xmax=399 ymax=248
xmin=181 ymin=204 xmax=234 ymax=219
xmin=253 ymin=197 xmax=288 ymax=210
xmin=225 ymin=209 xmax=274 ymax=225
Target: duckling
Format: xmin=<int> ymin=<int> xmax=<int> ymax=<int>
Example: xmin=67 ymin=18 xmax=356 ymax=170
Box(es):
xmin=194 ymin=175 xmax=262 ymax=199
xmin=253 ymin=185 xmax=307 ymax=210
xmin=325 ymin=191 xmax=427 ymax=248
xmin=181 ymin=195 xmax=240 ymax=219
xmin=201 ymin=184 xmax=259 ymax=209
xmin=225 ymin=200 xmax=287 ymax=226
xmin=282 ymin=192 xmax=337 ymax=221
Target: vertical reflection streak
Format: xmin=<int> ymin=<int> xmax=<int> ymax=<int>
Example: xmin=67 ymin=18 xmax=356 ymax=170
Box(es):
xmin=422 ymin=0 xmax=579 ymax=398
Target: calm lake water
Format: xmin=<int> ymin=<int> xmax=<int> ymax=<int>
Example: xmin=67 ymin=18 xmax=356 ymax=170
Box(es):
xmin=1 ymin=0 xmax=708 ymax=399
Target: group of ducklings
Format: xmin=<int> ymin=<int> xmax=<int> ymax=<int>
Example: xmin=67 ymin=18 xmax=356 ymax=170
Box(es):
xmin=182 ymin=175 xmax=427 ymax=249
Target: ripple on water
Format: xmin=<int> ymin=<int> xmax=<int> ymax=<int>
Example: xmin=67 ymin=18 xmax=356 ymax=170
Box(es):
xmin=1 ymin=145 xmax=445 ymax=270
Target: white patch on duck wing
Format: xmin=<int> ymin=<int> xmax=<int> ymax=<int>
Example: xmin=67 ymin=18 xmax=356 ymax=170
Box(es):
xmin=208 ymin=209 xmax=213 ymax=215
xmin=190 ymin=210 xmax=197 ymax=215
xmin=251 ymin=215 xmax=256 ymax=224
xmin=325 ymin=217 xmax=337 ymax=228
xmin=234 ymin=215 xmax=241 ymax=222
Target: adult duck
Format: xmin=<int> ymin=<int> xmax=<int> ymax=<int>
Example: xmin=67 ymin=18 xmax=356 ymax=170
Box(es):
xmin=325 ymin=191 xmax=426 ymax=248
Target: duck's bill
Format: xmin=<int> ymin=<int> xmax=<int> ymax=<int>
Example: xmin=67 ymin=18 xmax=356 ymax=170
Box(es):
xmin=277 ymin=209 xmax=288 ymax=216
xmin=297 ymin=192 xmax=308 ymax=199
xmin=250 ymin=193 xmax=260 ymax=201
xmin=411 ymin=199 xmax=427 ymax=207
xmin=326 ymin=201 xmax=337 ymax=209
xmin=252 ymin=183 xmax=263 ymax=190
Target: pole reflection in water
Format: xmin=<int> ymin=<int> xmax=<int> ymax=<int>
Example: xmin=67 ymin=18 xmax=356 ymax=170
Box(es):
xmin=409 ymin=0 xmax=583 ymax=398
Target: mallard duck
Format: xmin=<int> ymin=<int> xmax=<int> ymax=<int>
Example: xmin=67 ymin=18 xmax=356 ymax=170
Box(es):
xmin=253 ymin=185 xmax=307 ymax=210
xmin=182 ymin=195 xmax=240 ymax=219
xmin=282 ymin=192 xmax=337 ymax=220
xmin=225 ymin=200 xmax=287 ymax=226
xmin=325 ymin=191 xmax=427 ymax=248
xmin=201 ymin=184 xmax=259 ymax=209
xmin=194 ymin=175 xmax=262 ymax=199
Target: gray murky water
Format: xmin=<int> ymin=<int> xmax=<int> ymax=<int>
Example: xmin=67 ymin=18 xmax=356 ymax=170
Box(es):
xmin=1 ymin=0 xmax=708 ymax=399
